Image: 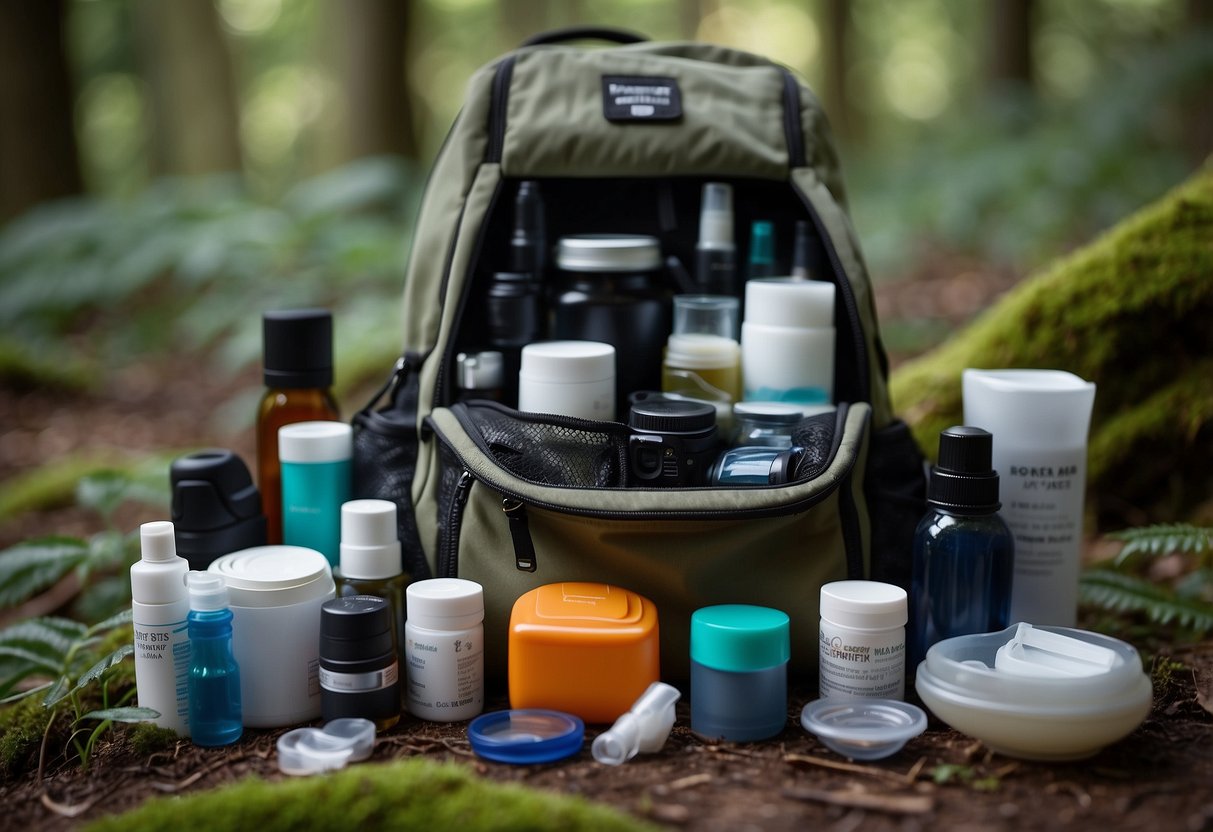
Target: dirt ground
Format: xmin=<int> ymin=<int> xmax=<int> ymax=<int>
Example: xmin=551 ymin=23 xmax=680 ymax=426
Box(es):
xmin=2 ymin=260 xmax=1211 ymax=829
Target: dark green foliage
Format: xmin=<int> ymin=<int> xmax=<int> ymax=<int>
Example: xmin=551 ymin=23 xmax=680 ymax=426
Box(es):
xmin=84 ymin=758 xmax=655 ymax=832
xmin=1111 ymin=524 xmax=1212 ymax=564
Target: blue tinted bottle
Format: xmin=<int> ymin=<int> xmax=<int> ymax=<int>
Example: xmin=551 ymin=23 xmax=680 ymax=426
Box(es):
xmin=909 ymin=426 xmax=1014 ymax=671
xmin=186 ymin=572 xmax=242 ymax=747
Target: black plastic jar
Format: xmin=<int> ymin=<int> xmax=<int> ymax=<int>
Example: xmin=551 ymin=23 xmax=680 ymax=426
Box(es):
xmin=552 ymin=235 xmax=671 ymax=416
xmin=319 ymin=595 xmax=401 ymax=730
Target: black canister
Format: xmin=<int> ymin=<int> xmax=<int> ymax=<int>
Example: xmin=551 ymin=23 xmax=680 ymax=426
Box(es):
xmin=319 ymin=595 xmax=401 ymax=729
xmin=171 ymin=449 xmax=267 ymax=571
xmin=552 ymin=235 xmax=671 ymax=415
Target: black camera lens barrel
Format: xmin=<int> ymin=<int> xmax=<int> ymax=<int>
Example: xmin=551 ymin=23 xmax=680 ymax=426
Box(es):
xmin=627 ymin=399 xmax=719 ymax=487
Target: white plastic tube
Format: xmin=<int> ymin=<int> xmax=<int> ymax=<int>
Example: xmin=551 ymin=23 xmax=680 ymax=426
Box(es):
xmin=592 ymin=682 xmax=680 ymax=765
xmin=963 ymin=369 xmax=1096 ymax=626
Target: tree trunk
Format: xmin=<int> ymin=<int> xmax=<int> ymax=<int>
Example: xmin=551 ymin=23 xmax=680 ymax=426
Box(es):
xmin=820 ymin=0 xmax=858 ymax=143
xmin=988 ymin=0 xmax=1035 ymax=92
xmin=0 ymin=0 xmax=83 ymax=221
xmin=336 ymin=0 xmax=419 ymax=162
xmin=889 ymin=163 xmax=1213 ymax=529
xmin=133 ymin=0 xmax=242 ymax=176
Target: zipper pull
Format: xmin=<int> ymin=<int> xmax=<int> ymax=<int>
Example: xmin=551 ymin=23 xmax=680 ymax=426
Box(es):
xmin=502 ymin=498 xmax=536 ymax=572
xmin=454 ymin=470 xmax=474 ymax=507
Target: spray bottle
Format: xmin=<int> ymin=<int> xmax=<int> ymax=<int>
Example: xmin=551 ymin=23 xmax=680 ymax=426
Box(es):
xmin=131 ymin=521 xmax=191 ymax=735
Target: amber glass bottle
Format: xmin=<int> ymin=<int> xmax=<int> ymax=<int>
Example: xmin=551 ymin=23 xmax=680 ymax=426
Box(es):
xmin=257 ymin=309 xmax=340 ymax=544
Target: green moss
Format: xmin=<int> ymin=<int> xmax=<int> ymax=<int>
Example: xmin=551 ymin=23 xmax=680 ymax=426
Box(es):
xmin=0 ymin=693 xmax=53 ymax=780
xmin=85 ymin=758 xmax=655 ymax=832
xmin=125 ymin=723 xmax=179 ymax=757
xmin=890 ymin=164 xmax=1213 ymax=524
xmin=0 ymin=337 xmax=93 ymax=392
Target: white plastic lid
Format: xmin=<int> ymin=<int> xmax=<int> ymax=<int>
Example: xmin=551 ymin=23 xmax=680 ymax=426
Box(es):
xmin=208 ymin=545 xmax=335 ymax=608
xmin=744 ymin=278 xmax=835 ymax=328
xmin=132 ymin=521 xmax=189 ymax=605
xmin=406 ymin=578 xmax=484 ymax=630
xmin=963 ymin=369 xmax=1096 ymax=448
xmin=664 ymin=334 xmax=740 ymax=371
xmin=277 ymin=718 xmax=375 ymax=776
xmin=340 ymin=500 xmax=401 ymax=580
xmin=519 ymin=341 xmax=615 ymax=384
xmin=915 ymin=623 xmax=1153 ymax=761
xmin=820 ymin=581 xmax=907 ymax=630
xmin=187 ymin=572 xmax=230 ymax=612
xmin=278 ymin=421 xmax=352 ymax=464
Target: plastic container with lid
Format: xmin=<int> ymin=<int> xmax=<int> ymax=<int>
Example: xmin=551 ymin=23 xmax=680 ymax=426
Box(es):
xmin=405 ymin=578 xmax=485 ymax=722
xmin=279 ymin=421 xmax=352 ymax=565
xmin=208 ymin=545 xmax=336 ymax=727
xmin=553 ymin=234 xmax=671 ymax=411
xmin=509 ymin=582 xmax=660 ymax=724
xmin=819 ymin=581 xmax=907 ymax=700
xmin=690 ymin=604 xmax=789 ymax=742
xmin=518 ymin=340 xmax=615 ymax=421
xmin=186 ymin=572 xmax=242 ymax=747
xmin=320 ymin=595 xmax=401 ymax=730
xmin=916 ymin=623 xmax=1153 ymax=760
xmin=661 ymin=333 xmax=741 ymax=410
xmin=741 ymin=278 xmax=835 ymax=405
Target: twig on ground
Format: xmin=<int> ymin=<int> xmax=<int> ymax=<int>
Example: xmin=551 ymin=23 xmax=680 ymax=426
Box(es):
xmin=782 ymin=786 xmax=935 ymax=815
xmin=152 ymin=751 xmax=248 ymax=792
xmin=784 ymin=753 xmax=917 ymax=786
xmin=667 ymin=773 xmax=713 ymax=791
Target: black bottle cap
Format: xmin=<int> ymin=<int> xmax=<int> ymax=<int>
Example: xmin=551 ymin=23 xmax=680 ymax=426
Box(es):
xmin=927 ymin=426 xmax=1001 ymax=514
xmin=629 ymin=399 xmax=717 ymax=435
xmin=263 ymin=308 xmax=333 ymax=389
xmin=171 ymin=449 xmax=267 ymax=571
xmin=320 ymin=596 xmax=394 ymax=663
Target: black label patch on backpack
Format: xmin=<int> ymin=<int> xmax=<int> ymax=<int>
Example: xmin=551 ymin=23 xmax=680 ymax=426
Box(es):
xmin=602 ymin=76 xmax=682 ymax=122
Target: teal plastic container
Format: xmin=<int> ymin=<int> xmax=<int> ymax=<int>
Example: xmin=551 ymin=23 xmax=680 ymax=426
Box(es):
xmin=279 ymin=421 xmax=352 ymax=565
xmin=690 ymin=605 xmax=790 ymax=742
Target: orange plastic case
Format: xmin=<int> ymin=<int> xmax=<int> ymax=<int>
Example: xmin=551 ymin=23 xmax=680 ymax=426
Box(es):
xmin=508 ymin=582 xmax=660 ymax=723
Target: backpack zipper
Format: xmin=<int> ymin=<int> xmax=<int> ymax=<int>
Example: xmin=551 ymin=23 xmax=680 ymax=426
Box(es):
xmin=438 ymin=470 xmax=475 ymax=578
xmin=487 ymin=57 xmax=516 ymax=164
xmin=780 ymin=70 xmax=806 ymax=168
xmin=502 ymin=498 xmax=537 ymax=571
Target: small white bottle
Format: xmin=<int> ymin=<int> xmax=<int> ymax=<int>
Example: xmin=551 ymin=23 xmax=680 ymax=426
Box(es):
xmin=405 ymin=578 xmax=484 ymax=722
xmin=131 ymin=521 xmax=191 ymax=735
xmin=819 ymin=580 xmax=907 ymax=700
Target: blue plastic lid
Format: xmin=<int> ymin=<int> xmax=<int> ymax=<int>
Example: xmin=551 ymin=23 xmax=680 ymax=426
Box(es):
xmin=691 ymin=605 xmax=790 ymax=672
xmin=467 ymin=709 xmax=584 ymax=765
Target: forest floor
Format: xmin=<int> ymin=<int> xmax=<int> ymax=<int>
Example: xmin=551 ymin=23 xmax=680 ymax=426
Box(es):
xmin=2 ymin=255 xmax=1212 ymax=829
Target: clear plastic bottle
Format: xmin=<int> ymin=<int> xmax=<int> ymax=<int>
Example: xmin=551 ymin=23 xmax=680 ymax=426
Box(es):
xmin=131 ymin=521 xmax=191 ymax=735
xmin=257 ymin=309 xmax=340 ymax=545
xmin=186 ymin=573 xmax=242 ymax=747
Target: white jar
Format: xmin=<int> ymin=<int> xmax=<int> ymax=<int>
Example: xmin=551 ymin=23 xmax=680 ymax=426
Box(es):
xmin=819 ymin=580 xmax=907 ymax=700
xmin=518 ymin=341 xmax=615 ymax=420
xmin=405 ymin=578 xmax=484 ymax=722
xmin=741 ymin=279 xmax=836 ymax=405
xmin=209 ymin=545 xmax=335 ymax=727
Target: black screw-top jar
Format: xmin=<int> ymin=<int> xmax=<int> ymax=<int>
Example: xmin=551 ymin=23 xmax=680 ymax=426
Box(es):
xmin=553 ymin=235 xmax=672 ymax=416
xmin=319 ymin=595 xmax=401 ymax=730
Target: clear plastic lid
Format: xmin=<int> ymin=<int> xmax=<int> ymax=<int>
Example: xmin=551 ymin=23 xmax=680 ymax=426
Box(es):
xmin=800 ymin=699 xmax=926 ymax=761
xmin=277 ymin=718 xmax=376 ymax=776
xmin=468 ymin=709 xmax=585 ymax=765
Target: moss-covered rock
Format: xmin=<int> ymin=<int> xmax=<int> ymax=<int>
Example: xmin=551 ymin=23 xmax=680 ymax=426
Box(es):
xmin=85 ymin=757 xmax=655 ymax=832
xmin=890 ymin=164 xmax=1213 ymax=527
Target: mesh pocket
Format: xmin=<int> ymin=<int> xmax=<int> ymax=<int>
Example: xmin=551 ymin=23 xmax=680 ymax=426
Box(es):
xmin=790 ymin=410 xmax=840 ymax=482
xmin=460 ymin=403 xmax=629 ymax=488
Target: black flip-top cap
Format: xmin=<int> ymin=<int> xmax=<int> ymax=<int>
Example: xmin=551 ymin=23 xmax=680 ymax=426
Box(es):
xmin=320 ymin=596 xmax=394 ymax=663
xmin=263 ymin=308 xmax=333 ymax=389
xmin=629 ymin=398 xmax=717 ymax=435
xmin=928 ymin=426 xmax=1001 ymax=514
xmin=171 ymin=449 xmax=266 ymax=571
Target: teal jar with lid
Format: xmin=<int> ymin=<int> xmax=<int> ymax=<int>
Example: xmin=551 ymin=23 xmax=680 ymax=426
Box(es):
xmin=690 ymin=605 xmax=790 ymax=741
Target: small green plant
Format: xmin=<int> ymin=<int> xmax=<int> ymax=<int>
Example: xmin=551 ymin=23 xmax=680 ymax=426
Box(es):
xmin=1081 ymin=524 xmax=1213 ymax=637
xmin=930 ymin=763 xmax=1000 ymax=791
xmin=0 ymin=610 xmax=156 ymax=772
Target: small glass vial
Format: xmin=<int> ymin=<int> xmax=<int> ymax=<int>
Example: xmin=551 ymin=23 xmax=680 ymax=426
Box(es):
xmin=819 ymin=581 xmax=907 ymax=700
xmin=186 ymin=572 xmax=242 ymax=747
xmin=320 ymin=595 xmax=401 ymax=730
xmin=690 ymin=605 xmax=789 ymax=742
xmin=661 ymin=334 xmax=742 ymax=407
xmin=405 ymin=579 xmax=484 ymax=722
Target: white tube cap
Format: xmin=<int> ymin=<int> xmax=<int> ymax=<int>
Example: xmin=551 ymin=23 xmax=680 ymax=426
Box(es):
xmin=820 ymin=581 xmax=908 ymax=630
xmin=279 ymin=421 xmax=352 ymax=464
xmin=140 ymin=521 xmax=177 ymax=562
xmin=132 ymin=521 xmax=189 ymax=605
xmin=406 ymin=579 xmax=484 ymax=631
xmin=340 ymin=500 xmax=401 ymax=580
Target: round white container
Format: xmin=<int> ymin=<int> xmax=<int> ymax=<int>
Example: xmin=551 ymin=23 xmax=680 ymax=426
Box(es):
xmin=819 ymin=580 xmax=907 ymax=700
xmin=209 ymin=545 xmax=336 ymax=727
xmin=405 ymin=578 xmax=484 ymax=722
xmin=741 ymin=322 xmax=835 ymax=404
xmin=518 ymin=341 xmax=615 ymax=420
xmin=745 ymin=278 xmax=835 ymax=328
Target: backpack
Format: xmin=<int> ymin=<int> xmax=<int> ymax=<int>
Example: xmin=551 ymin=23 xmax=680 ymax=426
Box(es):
xmin=352 ymin=28 xmax=927 ymax=680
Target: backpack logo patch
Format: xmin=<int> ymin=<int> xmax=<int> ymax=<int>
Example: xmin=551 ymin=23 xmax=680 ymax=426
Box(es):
xmin=602 ymin=75 xmax=682 ymax=122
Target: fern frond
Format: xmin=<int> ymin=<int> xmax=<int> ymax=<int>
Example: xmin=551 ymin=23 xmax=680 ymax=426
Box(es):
xmin=1080 ymin=568 xmax=1213 ymax=635
xmin=0 ymin=616 xmax=86 ymax=660
xmin=1111 ymin=524 xmax=1212 ymax=565
xmin=0 ymin=537 xmax=89 ymax=608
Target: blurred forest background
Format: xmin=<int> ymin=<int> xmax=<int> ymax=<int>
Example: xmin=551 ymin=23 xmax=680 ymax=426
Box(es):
xmin=0 ymin=0 xmax=1210 ymax=542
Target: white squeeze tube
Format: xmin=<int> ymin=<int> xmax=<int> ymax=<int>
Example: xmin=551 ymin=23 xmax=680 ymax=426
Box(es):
xmin=131 ymin=521 xmax=191 ymax=735
xmin=963 ymin=369 xmax=1096 ymax=626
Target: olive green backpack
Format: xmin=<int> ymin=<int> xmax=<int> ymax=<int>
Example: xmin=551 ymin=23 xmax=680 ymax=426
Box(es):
xmin=352 ymin=28 xmax=926 ymax=680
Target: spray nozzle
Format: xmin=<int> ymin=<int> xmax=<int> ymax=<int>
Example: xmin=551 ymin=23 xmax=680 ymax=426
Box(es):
xmin=697 ymin=183 xmax=734 ymax=249
xmin=591 ymin=682 xmax=680 ymax=766
xmin=187 ymin=571 xmax=230 ymax=612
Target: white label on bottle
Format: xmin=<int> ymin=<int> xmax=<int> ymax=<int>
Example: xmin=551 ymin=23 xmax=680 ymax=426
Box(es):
xmin=133 ymin=619 xmax=191 ymax=735
xmin=995 ymin=446 xmax=1085 ymax=626
xmin=319 ymin=662 xmax=398 ymax=693
xmin=818 ymin=621 xmax=905 ymax=699
xmin=405 ymin=625 xmax=483 ymax=721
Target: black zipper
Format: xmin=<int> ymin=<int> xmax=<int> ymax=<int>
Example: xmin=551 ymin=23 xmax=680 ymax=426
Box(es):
xmin=438 ymin=470 xmax=474 ymax=578
xmin=781 ymin=70 xmax=806 ymax=168
xmin=503 ymin=498 xmax=537 ymax=571
xmin=487 ymin=57 xmax=516 ymax=164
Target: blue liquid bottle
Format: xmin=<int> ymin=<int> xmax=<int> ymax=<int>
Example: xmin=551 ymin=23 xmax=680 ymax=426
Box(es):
xmin=909 ymin=426 xmax=1014 ymax=670
xmin=186 ymin=572 xmax=242 ymax=747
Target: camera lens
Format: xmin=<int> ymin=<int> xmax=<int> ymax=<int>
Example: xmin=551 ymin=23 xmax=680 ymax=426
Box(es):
xmin=627 ymin=400 xmax=719 ymax=487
